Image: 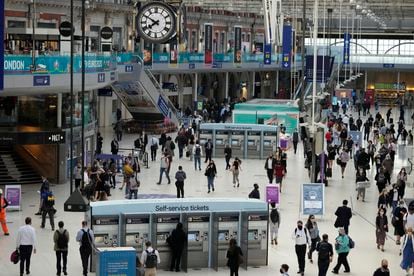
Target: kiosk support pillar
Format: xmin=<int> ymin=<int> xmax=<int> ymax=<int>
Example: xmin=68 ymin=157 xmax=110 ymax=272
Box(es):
xmin=193 ymin=73 xmax=198 ymax=102
xmin=364 ymin=70 xmax=368 ymax=92
xmin=225 ymin=72 xmax=229 ymax=101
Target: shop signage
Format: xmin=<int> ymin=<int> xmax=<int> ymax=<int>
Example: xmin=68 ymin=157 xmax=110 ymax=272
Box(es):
xmin=374 ymin=82 xmax=406 ymax=90
xmin=383 ymin=63 xmax=395 ymax=68
xmin=59 ymin=21 xmax=75 ymax=37
xmin=302 ymin=183 xmax=325 ymax=215
xmin=0 ymin=0 xmax=4 ymax=91
xmin=5 ymin=185 xmax=21 ymax=211
xmin=33 ymin=75 xmax=50 ymax=86
xmin=100 ymin=26 xmax=113 ymax=40
xmin=0 ymin=131 xmax=66 ymax=145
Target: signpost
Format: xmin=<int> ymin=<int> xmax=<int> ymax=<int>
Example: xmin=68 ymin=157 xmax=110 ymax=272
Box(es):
xmin=266 ymin=184 xmax=280 ymax=205
xmin=157 ymin=95 xmax=170 ymax=118
xmin=5 ymin=185 xmax=21 ymax=211
xmin=59 ymin=21 xmax=75 ymax=37
xmin=301 ymin=183 xmax=325 ymax=215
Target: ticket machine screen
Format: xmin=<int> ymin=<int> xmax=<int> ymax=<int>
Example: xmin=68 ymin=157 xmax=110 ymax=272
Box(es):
xmin=188 ymin=233 xmax=197 ymax=241
xmin=248 ymin=230 xmax=259 ymax=240
xmin=264 ymin=140 xmax=271 ymax=147
xmin=231 ymin=140 xmax=239 ymax=146
xmin=218 ymin=232 xmax=227 ymax=241
xmin=248 ymin=140 xmax=255 ymax=146
xmin=95 ymin=236 xmax=105 ymax=244
xmin=216 ymin=139 xmax=224 ymax=145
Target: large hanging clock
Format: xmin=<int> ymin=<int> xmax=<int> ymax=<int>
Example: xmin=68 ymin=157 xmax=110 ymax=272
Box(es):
xmin=137 ymin=1 xmax=177 ymax=44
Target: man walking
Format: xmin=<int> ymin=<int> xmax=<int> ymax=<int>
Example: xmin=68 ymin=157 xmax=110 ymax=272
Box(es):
xmin=35 ymin=176 xmax=50 ymax=215
xmin=54 ymin=221 xmax=69 ymax=276
xmin=140 ymin=241 xmax=161 ymax=276
xmin=174 ymin=166 xmax=186 ymax=198
xmin=40 ymin=191 xmax=55 ymax=230
xmin=150 ymin=136 xmax=159 ymax=161
xmin=316 ymin=234 xmax=333 ymax=276
xmin=157 ymin=152 xmax=171 ymax=185
xmin=16 ymin=217 xmax=37 ymax=276
xmin=334 ymin=200 xmax=353 ymax=234
xmin=76 ymin=220 xmax=94 ymax=276
xmin=0 ymin=188 xmax=10 ymax=235
xmin=204 ymin=139 xmax=213 ymax=163
xmin=111 ymin=138 xmax=119 ymax=155
xmin=169 ymin=223 xmax=186 ymax=272
xmin=193 ymin=140 xmax=202 ymax=171
xmin=292 ymin=220 xmax=311 ymax=276
xmin=264 ymin=154 xmax=275 ymax=183
xmin=292 ymin=128 xmax=299 ymax=154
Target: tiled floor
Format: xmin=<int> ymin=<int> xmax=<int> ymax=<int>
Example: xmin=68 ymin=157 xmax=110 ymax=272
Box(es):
xmin=1 ymin=106 xmax=413 ymax=275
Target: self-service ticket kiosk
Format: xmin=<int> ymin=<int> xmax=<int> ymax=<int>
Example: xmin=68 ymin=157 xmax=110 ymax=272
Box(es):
xmin=263 ymin=131 xmax=277 ymax=155
xmin=247 ymin=131 xmax=261 ymax=159
xmin=154 ymin=214 xmax=181 ymax=270
xmin=122 ymin=214 xmax=151 ymax=254
xmin=246 ymin=213 xmax=268 ymax=266
xmin=214 ymin=130 xmax=229 ymax=157
xmin=199 ymin=129 xmax=213 ymax=149
xmin=216 ymin=213 xmax=239 ymax=267
xmin=230 ymin=131 xmax=245 ymax=159
xmin=185 ymin=214 xmax=210 ymax=268
xmin=90 ymin=215 xmax=120 ymax=272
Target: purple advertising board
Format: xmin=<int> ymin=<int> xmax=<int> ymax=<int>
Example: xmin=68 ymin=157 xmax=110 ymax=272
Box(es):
xmin=266 ymin=184 xmax=279 ymax=205
xmin=5 ymin=185 xmax=21 ymax=210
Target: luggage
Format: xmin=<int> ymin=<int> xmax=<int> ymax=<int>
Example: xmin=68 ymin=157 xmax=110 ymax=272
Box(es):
xmin=326 ymin=168 xmax=332 ymax=178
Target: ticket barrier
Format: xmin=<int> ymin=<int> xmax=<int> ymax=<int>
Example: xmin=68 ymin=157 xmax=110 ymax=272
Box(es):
xmin=246 ymin=213 xmax=268 ymax=266
xmin=216 ymin=213 xmax=239 ymax=267
xmin=230 ymin=131 xmax=245 ymax=159
xmin=121 ymin=214 xmax=151 ymax=256
xmin=90 ymin=215 xmax=120 ymax=272
xmin=263 ymin=131 xmax=277 ymax=155
xmin=214 ymin=131 xmax=229 ymax=158
xmin=154 ymin=214 xmax=181 ymax=270
xmin=184 ymin=214 xmax=210 ymax=269
xmin=247 ymin=131 xmax=261 ymax=159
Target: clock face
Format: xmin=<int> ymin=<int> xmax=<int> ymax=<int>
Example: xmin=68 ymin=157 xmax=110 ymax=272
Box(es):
xmin=137 ymin=2 xmax=177 ymax=44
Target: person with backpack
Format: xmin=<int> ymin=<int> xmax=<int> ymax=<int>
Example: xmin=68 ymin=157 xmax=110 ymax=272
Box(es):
xmin=76 ymin=220 xmax=95 ymax=276
xmin=193 ymin=140 xmax=203 ymax=171
xmin=269 ymin=203 xmax=280 ymax=245
xmin=150 ymin=136 xmax=159 ymax=162
xmin=35 ymin=176 xmax=50 ymax=215
xmin=175 ymin=166 xmax=187 ymax=198
xmin=316 ymin=234 xmax=334 ymax=276
xmin=140 ymin=241 xmax=160 ymax=276
xmin=54 ymin=221 xmax=69 ymax=276
xmin=224 ymin=144 xmax=232 ymax=170
xmin=41 ymin=191 xmax=55 ymax=230
xmin=205 ymin=160 xmax=217 ymax=193
xmin=291 ymin=220 xmax=311 ymax=276
xmin=332 ymin=228 xmax=351 ymax=274
xmin=226 ymin=238 xmax=243 ymax=276
xmin=168 ymin=223 xmax=187 ymax=272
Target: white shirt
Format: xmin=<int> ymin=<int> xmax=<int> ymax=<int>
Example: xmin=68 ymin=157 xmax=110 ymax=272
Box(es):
xmin=291 ymin=227 xmax=311 ymax=246
xmin=16 ymin=224 xmax=37 ymax=249
xmin=267 ymin=159 xmax=273 ymax=170
xmin=140 ymin=246 xmax=161 ymax=267
xmin=76 ymin=227 xmax=95 ymax=246
xmin=404 ymin=213 xmax=414 ymax=230
xmin=151 ymin=137 xmax=159 ymax=146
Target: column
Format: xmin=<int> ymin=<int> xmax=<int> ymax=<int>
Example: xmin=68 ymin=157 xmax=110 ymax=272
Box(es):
xmin=251 ymin=72 xmax=256 ymax=99
xmin=276 ymin=70 xmax=279 ymax=97
xmin=193 ymin=73 xmax=198 ymax=102
xmin=225 ymin=72 xmax=229 ymax=101
xmin=57 ymin=93 xmax=62 ymax=128
xmin=364 ymin=70 xmax=368 ymax=91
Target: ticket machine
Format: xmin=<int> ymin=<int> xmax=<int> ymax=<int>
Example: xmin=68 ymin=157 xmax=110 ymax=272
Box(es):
xmin=230 ymin=131 xmax=245 ymax=159
xmin=90 ymin=215 xmax=120 ymax=272
xmin=214 ymin=130 xmax=229 ymax=157
xmin=247 ymin=131 xmax=261 ymax=159
xmin=216 ymin=213 xmax=239 ymax=267
xmin=263 ymin=131 xmax=277 ymax=155
xmin=199 ymin=129 xmax=213 ymax=148
xmin=122 ymin=214 xmax=151 ymax=254
xmin=154 ymin=214 xmax=181 ymax=270
xmin=185 ymin=214 xmax=210 ymax=268
xmin=246 ymin=213 xmax=268 ymax=266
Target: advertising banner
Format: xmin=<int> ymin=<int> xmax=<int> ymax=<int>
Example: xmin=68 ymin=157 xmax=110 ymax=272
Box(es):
xmin=157 ymin=95 xmax=170 ymax=118
xmin=343 ymin=33 xmax=351 ymax=65
xmin=301 ymin=183 xmax=325 ymax=215
xmin=264 ymin=43 xmax=272 ymax=65
xmin=143 ymin=42 xmax=153 ymax=67
xmin=169 ymin=39 xmax=178 ymax=67
xmin=234 ymin=26 xmax=242 ymax=64
xmin=97 ymin=247 xmax=136 ymax=276
xmin=266 ymin=184 xmax=280 ymax=205
xmin=5 ymin=185 xmax=21 ymax=211
xmin=282 ymin=25 xmax=292 ymax=69
xmin=204 ymin=23 xmax=213 ymax=65
xmin=0 ymin=0 xmax=4 ymax=91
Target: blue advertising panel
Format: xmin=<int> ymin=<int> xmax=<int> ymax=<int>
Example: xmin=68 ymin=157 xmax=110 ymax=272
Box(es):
xmin=33 ymin=75 xmax=50 ymax=86
xmin=96 ymin=247 xmax=136 ymax=276
xmin=282 ymin=25 xmax=292 ymax=69
xmin=157 ymin=95 xmax=170 ymax=118
xmin=264 ymin=43 xmax=272 ymax=65
xmin=343 ymin=33 xmax=351 ymax=65
xmin=301 ymin=183 xmax=325 ymax=215
xmin=0 ymin=0 xmax=4 ymax=91
xmin=348 ymin=131 xmax=362 ymax=146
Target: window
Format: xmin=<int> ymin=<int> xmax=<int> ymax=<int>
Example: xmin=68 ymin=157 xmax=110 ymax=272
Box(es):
xmin=37 ymin=22 xmax=56 ymax=29
xmin=379 ymin=39 xmax=399 ymax=55
xmin=191 ymin=30 xmax=197 ymax=52
xmin=220 ymin=32 xmax=225 ymax=53
xmin=8 ymin=20 xmax=25 ymax=28
xmin=400 ymin=40 xmax=414 ymax=56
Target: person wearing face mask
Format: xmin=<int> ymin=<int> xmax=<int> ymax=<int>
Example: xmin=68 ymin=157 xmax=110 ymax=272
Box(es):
xmin=332 ymin=228 xmax=351 ymax=274
xmin=291 ymin=220 xmax=311 ymax=276
xmin=400 ymin=227 xmax=414 ymax=275
xmin=316 ymin=234 xmax=334 ymax=276
xmin=397 ymin=168 xmax=408 ymax=199
xmin=305 ymin=215 xmax=320 ymax=263
xmin=279 ymin=264 xmax=289 ymax=276
xmin=373 ymin=259 xmax=390 ymax=276
xmin=376 ymin=207 xmax=389 ymax=252
xmin=393 ymin=200 xmax=407 ymax=245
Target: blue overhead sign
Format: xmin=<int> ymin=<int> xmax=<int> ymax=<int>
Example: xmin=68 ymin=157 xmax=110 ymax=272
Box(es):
xmin=157 ymin=95 xmax=170 ymax=118
xmin=349 ymin=131 xmax=363 ymax=146
xmin=282 ymin=25 xmax=292 ymax=69
xmin=33 ymin=75 xmax=50 ymax=86
xmin=343 ymin=33 xmax=351 ymax=65
xmin=383 ymin=64 xmax=395 ymax=68
xmin=0 ymin=0 xmax=4 ymax=91
xmin=264 ymin=43 xmax=272 ymax=65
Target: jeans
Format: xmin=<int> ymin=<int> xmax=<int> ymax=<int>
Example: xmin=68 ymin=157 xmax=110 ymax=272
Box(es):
xmin=170 ymin=249 xmax=183 ymax=271
xmin=293 ymin=141 xmax=298 ymax=154
xmin=116 ymin=131 xmax=122 ymax=141
xmin=207 ymin=176 xmax=215 ymax=191
xmin=333 ymin=252 xmax=350 ymax=272
xmin=295 ymin=244 xmax=307 ymax=273
xmin=19 ymin=245 xmax=33 ymax=275
xmin=176 ymin=181 xmax=184 ymax=198
xmin=225 ymin=157 xmax=231 ymax=170
xmin=56 ymin=250 xmax=68 ymax=274
xmin=194 ymin=156 xmax=201 ymax=170
xmin=267 ymin=169 xmax=274 ymax=183
xmin=129 ymin=189 xmax=138 ymax=199
xmin=318 ymin=260 xmax=330 ymax=276
xmin=80 ymin=249 xmax=91 ymax=275
xmin=150 ymin=146 xmax=157 ymax=161
xmin=178 ymin=146 xmax=184 ymax=158
xmin=110 ymin=175 xmax=116 ymax=188
xmin=41 ymin=208 xmax=55 ymax=229
xmin=158 ymin=167 xmax=171 ymax=183
xmin=205 ymin=150 xmax=212 ymax=163
xmin=230 ymin=265 xmax=239 ymax=276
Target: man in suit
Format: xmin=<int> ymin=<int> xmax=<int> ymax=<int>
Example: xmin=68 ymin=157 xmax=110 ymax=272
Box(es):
xmin=334 ymin=200 xmax=353 ymax=234
xmin=264 ymin=154 xmax=276 ymax=183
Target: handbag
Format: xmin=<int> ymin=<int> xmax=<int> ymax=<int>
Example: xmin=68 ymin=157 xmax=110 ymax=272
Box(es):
xmin=336 ymin=158 xmax=342 ymax=165
xmin=10 ymin=250 xmax=20 ymax=264
xmin=237 ymin=253 xmax=244 ymax=265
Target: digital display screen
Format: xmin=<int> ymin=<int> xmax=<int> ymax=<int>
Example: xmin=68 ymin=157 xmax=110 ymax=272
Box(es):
xmin=248 ymin=140 xmax=255 ymax=146
xmin=231 ymin=140 xmax=239 ymax=146
xmin=248 ymin=231 xmax=257 ymax=240
xmin=188 ymin=233 xmax=197 ymax=241
xmin=218 ymin=232 xmax=227 ymax=241
xmin=264 ymin=140 xmax=271 ymax=146
xmin=216 ymin=139 xmax=223 ymax=145
xmin=95 ymin=236 xmax=105 ymax=243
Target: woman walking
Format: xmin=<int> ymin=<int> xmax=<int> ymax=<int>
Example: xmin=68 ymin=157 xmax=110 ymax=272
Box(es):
xmin=274 ymin=160 xmax=285 ymax=192
xmin=397 ymin=168 xmax=408 ymax=199
xmin=226 ymin=238 xmax=243 ymax=276
xmin=205 ymin=160 xmax=217 ymax=193
xmin=394 ymin=200 xmax=407 ymax=245
xmin=305 ymin=215 xmax=320 ymax=263
xmin=231 ymin=158 xmax=242 ymax=188
xmin=224 ymin=144 xmax=232 ymax=170
xmin=338 ymin=148 xmax=350 ymax=178
xmin=400 ymin=227 xmax=414 ymax=275
xmin=355 ymin=168 xmax=369 ymax=202
xmin=376 ymin=207 xmax=388 ymax=252
xmin=332 ymin=228 xmax=351 ymax=274
xmin=269 ymin=203 xmax=280 ymax=245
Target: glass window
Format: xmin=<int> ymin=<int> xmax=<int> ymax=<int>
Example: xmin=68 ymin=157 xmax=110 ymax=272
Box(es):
xmin=8 ymin=20 xmax=25 ymax=28
xmin=37 ymin=22 xmax=56 ymax=29
xmin=191 ymin=30 xmax=197 ymax=52
xmin=400 ymin=40 xmax=414 ymax=55
xmin=379 ymin=39 xmax=399 ymax=55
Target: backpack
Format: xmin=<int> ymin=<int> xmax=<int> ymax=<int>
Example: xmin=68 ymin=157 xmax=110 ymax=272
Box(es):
xmin=170 ymin=142 xmax=176 ymax=150
xmin=56 ymin=230 xmax=68 ymax=249
xmin=195 ymin=146 xmax=201 ymax=156
xmin=377 ymin=173 xmax=386 ymax=183
xmin=45 ymin=193 xmax=55 ymax=207
xmin=145 ymin=249 xmax=158 ymax=268
xmin=270 ymin=209 xmax=279 ymax=224
xmin=318 ymin=241 xmax=331 ymax=260
xmin=348 ymin=236 xmax=355 ymax=249
xmin=80 ymin=229 xmax=92 ymax=253
xmin=132 ymin=162 xmax=140 ymax=173
xmin=130 ymin=177 xmax=140 ymax=190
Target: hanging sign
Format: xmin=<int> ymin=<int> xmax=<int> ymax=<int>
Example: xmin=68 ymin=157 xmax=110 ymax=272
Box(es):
xmin=343 ymin=33 xmax=351 ymax=65
xmin=282 ymin=25 xmax=292 ymax=69
xmin=234 ymin=26 xmax=242 ymax=64
xmin=204 ymin=23 xmax=213 ymax=65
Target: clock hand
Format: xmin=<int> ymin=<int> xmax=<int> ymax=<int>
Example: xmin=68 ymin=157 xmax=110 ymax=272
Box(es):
xmin=149 ymin=20 xmax=160 ymax=28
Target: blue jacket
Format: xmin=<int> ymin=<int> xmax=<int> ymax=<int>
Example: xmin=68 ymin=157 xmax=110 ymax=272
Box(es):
xmin=335 ymin=235 xmax=350 ymax=253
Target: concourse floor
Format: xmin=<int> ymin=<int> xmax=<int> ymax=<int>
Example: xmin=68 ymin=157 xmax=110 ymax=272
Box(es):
xmin=1 ymin=106 xmax=414 ymax=276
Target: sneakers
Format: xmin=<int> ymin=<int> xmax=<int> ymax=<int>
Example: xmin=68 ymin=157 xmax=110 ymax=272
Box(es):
xmin=35 ymin=212 xmax=41 ymax=216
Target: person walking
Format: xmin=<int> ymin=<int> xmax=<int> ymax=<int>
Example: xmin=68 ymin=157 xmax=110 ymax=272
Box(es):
xmin=376 ymin=207 xmax=389 ymax=251
xmin=168 ymin=223 xmax=186 ymax=272
xmin=394 ymin=200 xmax=408 ymax=245
xmin=114 ymin=120 xmax=123 ymax=141
xmin=54 ymin=221 xmax=69 ymax=276
xmin=40 ymin=190 xmax=55 ymax=230
xmin=264 ymin=154 xmax=275 ymax=183
xmin=231 ymin=158 xmax=242 ymax=188
xmin=156 ymin=152 xmax=171 ymax=185
xmin=150 ymin=136 xmax=159 ymax=162
xmin=226 ymin=238 xmax=243 ymax=276
xmin=35 ymin=176 xmax=50 ymax=215
xmin=74 ymin=162 xmax=82 ymax=189
xmin=274 ymin=160 xmax=285 ymax=192
xmin=292 ymin=220 xmax=311 ymax=276
xmin=109 ymin=158 xmax=117 ymax=189
xmin=204 ymin=139 xmax=213 ymax=163
xmin=16 ymin=217 xmax=37 ymax=276
xmin=76 ymin=220 xmax=95 ymax=276
xmin=338 ymin=148 xmax=350 ymax=178
xmin=111 ymin=137 xmax=119 ymax=155
xmin=280 ymin=264 xmax=290 ymax=275
xmin=269 ymin=203 xmax=280 ymax=245
xmin=316 ymin=234 xmax=334 ymax=276
xmin=193 ymin=140 xmax=202 ymax=171
xmin=356 ymin=168 xmax=369 ymax=202
xmin=332 ymin=228 xmax=351 ymax=274
xmin=128 ymin=175 xmax=140 ymax=200
xmin=224 ymin=144 xmax=232 ymax=170
xmin=334 ymin=200 xmax=352 ymax=234
xmin=306 ymin=215 xmax=320 ymax=263
xmin=140 ymin=241 xmax=161 ymax=276
xmin=373 ymin=259 xmax=390 ymax=276
xmin=400 ymin=227 xmax=414 ymax=275
xmin=0 ymin=189 xmax=10 ymax=235
xmin=175 ymin=166 xmax=186 ymax=198
xmin=248 ymin=183 xmax=260 ymax=199
xmin=397 ymin=168 xmax=408 ymax=199
xmin=205 ymin=160 xmax=217 ymax=193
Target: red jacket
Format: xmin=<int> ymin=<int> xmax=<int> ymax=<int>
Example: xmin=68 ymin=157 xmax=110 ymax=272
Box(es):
xmin=274 ymin=164 xmax=285 ymax=177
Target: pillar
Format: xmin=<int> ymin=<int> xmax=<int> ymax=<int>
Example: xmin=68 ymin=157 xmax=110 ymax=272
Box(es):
xmin=193 ymin=73 xmax=198 ymax=102
xmin=276 ymin=70 xmax=279 ymax=97
xmin=364 ymin=70 xmax=368 ymax=91
xmin=251 ymin=72 xmax=256 ymax=99
xmin=57 ymin=93 xmax=62 ymax=128
xmin=225 ymin=72 xmax=229 ymax=101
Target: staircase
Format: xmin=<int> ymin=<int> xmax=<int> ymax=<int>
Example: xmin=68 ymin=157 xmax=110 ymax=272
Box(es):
xmin=0 ymin=146 xmax=42 ymax=185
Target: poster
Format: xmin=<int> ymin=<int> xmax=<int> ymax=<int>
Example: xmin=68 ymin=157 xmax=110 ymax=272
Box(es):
xmin=282 ymin=25 xmax=292 ymax=69
xmin=97 ymin=247 xmax=136 ymax=276
xmin=143 ymin=42 xmax=153 ymax=67
xmin=169 ymin=39 xmax=178 ymax=67
xmin=266 ymin=184 xmax=280 ymax=205
xmin=301 ymin=183 xmax=324 ymax=215
xmin=343 ymin=33 xmax=351 ymax=65
xmin=264 ymin=43 xmax=272 ymax=65
xmin=204 ymin=23 xmax=213 ymax=65
xmin=5 ymin=185 xmax=21 ymax=211
xmin=234 ymin=26 xmax=242 ymax=64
